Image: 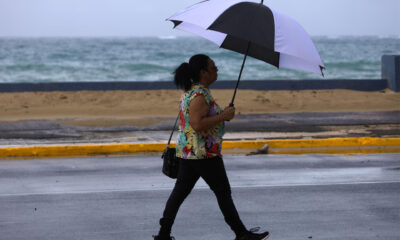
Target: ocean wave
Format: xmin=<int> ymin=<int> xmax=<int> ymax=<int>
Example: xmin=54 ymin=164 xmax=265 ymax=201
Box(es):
xmin=158 ymin=36 xmax=177 ymax=40
xmin=119 ymin=63 xmax=172 ymax=72
xmin=0 ymin=64 xmax=80 ymax=73
xmin=0 ymin=37 xmax=397 ymax=82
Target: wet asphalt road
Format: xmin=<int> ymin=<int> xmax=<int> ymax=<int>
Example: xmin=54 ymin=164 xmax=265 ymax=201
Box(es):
xmin=0 ymin=154 xmax=399 ymax=240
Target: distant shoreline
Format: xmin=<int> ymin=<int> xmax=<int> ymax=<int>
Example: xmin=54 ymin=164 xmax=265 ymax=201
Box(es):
xmin=0 ymin=35 xmax=399 ymax=39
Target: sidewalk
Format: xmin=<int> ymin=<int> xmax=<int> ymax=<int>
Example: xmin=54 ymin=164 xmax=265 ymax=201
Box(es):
xmin=1 ymin=111 xmax=400 ymax=158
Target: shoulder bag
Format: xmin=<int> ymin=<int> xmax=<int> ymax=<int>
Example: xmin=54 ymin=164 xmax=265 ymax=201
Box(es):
xmin=161 ymin=113 xmax=180 ymax=179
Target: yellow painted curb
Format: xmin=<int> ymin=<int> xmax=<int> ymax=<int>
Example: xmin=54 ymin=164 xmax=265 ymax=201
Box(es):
xmin=0 ymin=143 xmax=176 ymax=158
xmin=223 ymin=137 xmax=400 ymax=155
xmin=0 ymin=137 xmax=399 ymax=158
xmin=223 ymin=137 xmax=400 ymax=149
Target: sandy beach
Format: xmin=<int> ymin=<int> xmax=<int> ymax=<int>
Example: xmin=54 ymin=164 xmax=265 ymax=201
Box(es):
xmin=0 ymin=88 xmax=399 ymax=126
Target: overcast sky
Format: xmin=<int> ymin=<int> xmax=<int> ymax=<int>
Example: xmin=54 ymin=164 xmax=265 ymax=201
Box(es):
xmin=0 ymin=0 xmax=399 ymax=37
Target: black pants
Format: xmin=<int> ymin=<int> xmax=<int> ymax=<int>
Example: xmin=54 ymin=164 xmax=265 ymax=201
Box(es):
xmin=158 ymin=156 xmax=247 ymax=237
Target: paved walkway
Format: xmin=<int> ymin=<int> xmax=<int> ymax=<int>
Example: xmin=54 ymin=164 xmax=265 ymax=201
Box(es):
xmin=1 ymin=111 xmax=399 ymax=147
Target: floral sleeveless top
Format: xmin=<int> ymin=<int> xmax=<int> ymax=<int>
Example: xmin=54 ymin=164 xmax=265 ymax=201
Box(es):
xmin=176 ymin=84 xmax=225 ymax=159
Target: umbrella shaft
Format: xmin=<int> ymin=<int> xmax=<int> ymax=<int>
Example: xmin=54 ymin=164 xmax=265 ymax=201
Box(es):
xmin=230 ymin=42 xmax=250 ymax=107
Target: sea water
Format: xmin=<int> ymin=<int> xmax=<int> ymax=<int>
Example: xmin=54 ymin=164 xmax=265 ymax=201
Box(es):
xmin=0 ymin=36 xmax=398 ymax=83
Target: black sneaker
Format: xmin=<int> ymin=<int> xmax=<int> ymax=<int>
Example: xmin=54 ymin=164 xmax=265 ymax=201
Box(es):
xmin=235 ymin=227 xmax=270 ymax=240
xmin=152 ymin=235 xmax=175 ymax=240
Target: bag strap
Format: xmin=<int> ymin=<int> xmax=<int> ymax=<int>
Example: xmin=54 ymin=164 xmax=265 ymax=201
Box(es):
xmin=167 ymin=112 xmax=179 ymax=147
xmin=167 ymin=87 xmax=196 ymax=147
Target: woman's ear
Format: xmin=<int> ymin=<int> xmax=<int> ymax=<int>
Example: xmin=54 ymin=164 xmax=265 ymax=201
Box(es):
xmin=200 ymin=69 xmax=207 ymax=78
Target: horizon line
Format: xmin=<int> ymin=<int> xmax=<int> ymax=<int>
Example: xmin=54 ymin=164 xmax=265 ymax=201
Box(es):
xmin=0 ymin=34 xmax=399 ymax=39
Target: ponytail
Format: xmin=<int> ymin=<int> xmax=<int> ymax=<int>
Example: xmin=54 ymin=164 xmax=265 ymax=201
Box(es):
xmin=174 ymin=62 xmax=193 ymax=91
xmin=173 ymin=54 xmax=210 ymax=91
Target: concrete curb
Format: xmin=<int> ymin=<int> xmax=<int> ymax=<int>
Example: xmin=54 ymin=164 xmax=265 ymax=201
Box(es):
xmin=0 ymin=79 xmax=387 ymax=92
xmin=1 ymin=137 xmax=400 ymax=159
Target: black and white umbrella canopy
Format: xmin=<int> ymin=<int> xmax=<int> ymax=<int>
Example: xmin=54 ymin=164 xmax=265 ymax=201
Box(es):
xmin=167 ymin=0 xmax=325 ymax=75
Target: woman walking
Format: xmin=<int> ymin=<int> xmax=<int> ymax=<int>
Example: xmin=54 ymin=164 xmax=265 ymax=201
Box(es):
xmin=153 ymin=54 xmax=269 ymax=240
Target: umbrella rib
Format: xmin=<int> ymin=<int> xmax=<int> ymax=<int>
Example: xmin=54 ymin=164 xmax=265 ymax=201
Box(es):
xmin=230 ymin=41 xmax=251 ymax=107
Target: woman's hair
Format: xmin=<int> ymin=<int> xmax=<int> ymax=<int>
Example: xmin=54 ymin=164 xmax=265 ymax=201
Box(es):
xmin=173 ymin=54 xmax=210 ymax=91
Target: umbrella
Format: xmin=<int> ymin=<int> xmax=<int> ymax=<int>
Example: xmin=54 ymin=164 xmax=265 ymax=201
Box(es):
xmin=167 ymin=0 xmax=325 ymax=106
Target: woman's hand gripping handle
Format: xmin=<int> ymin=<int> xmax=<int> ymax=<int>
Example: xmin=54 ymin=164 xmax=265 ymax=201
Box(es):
xmin=220 ymin=106 xmax=235 ymax=121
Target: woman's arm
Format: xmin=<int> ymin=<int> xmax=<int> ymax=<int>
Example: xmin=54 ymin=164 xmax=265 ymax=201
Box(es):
xmin=189 ymin=95 xmax=235 ymax=132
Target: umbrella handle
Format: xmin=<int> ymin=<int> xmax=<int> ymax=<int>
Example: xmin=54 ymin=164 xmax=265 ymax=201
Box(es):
xmin=230 ymin=42 xmax=251 ymax=107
